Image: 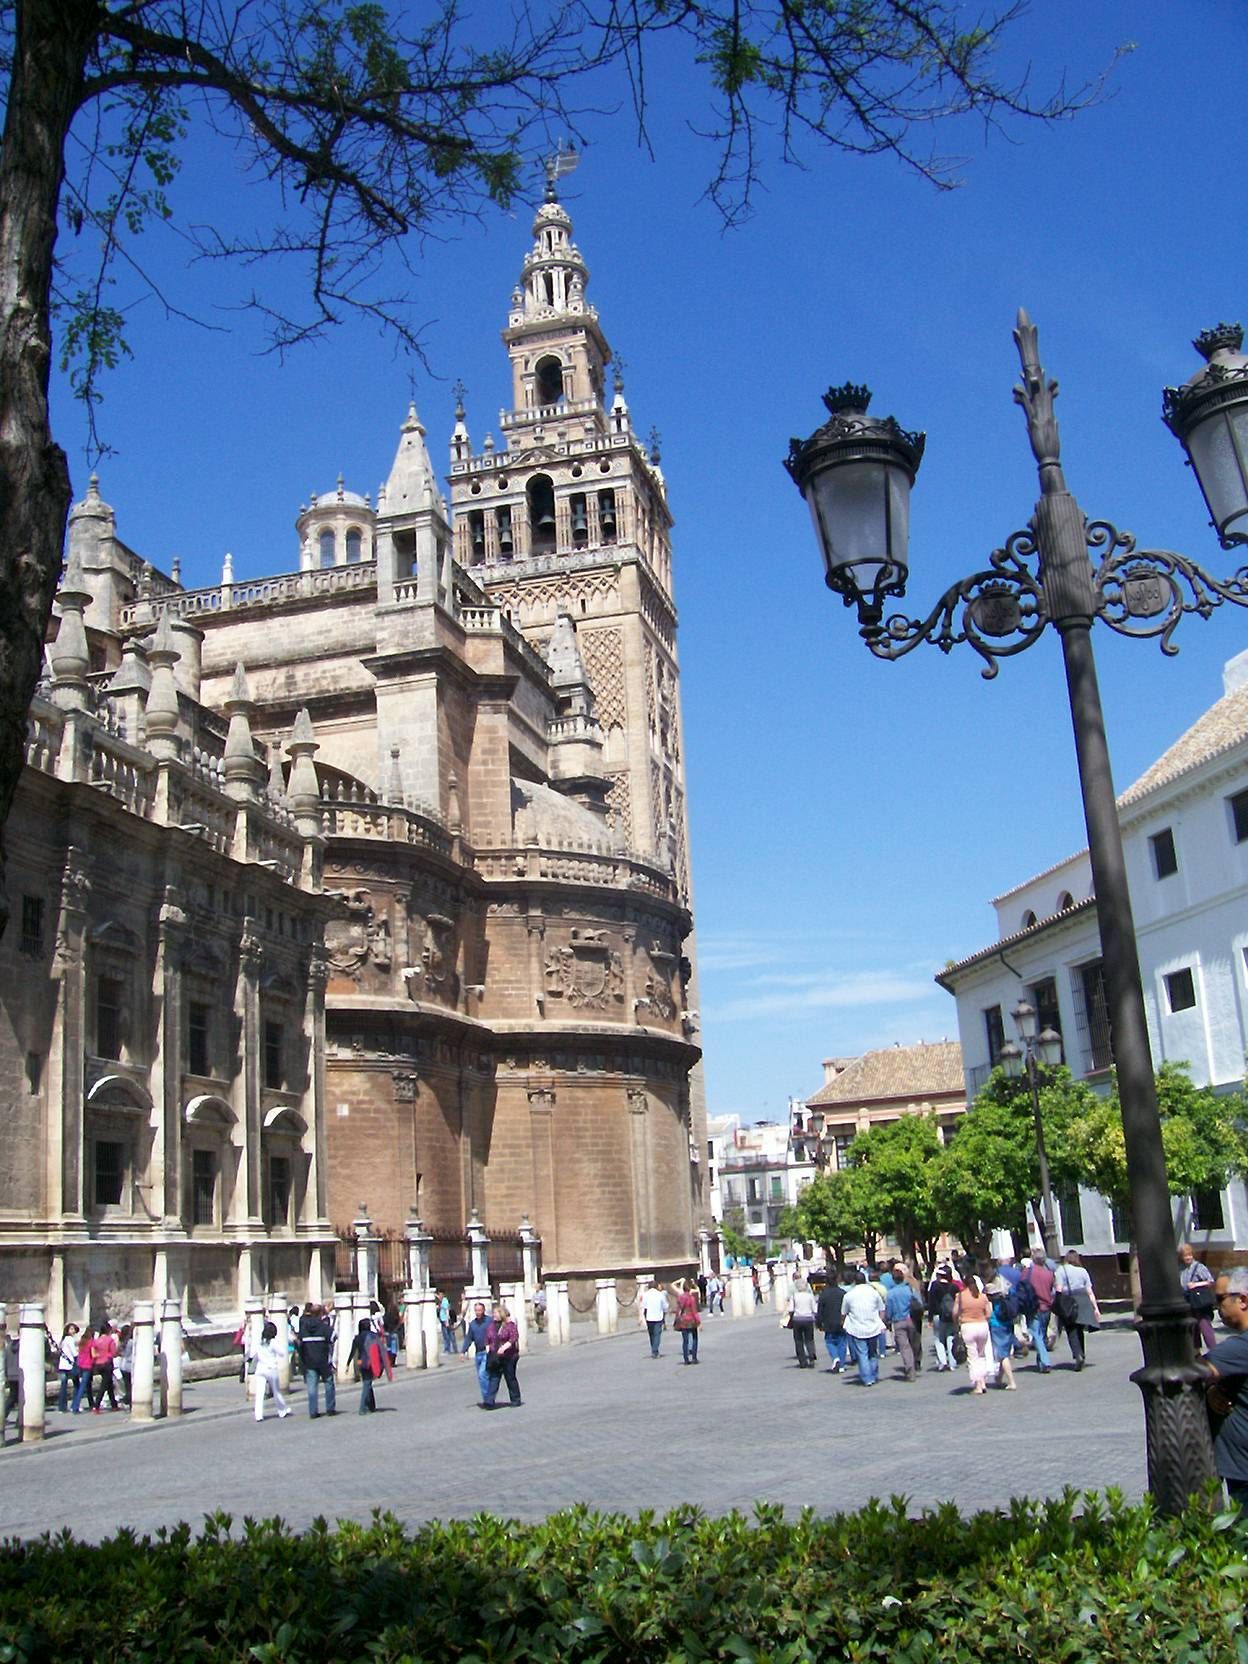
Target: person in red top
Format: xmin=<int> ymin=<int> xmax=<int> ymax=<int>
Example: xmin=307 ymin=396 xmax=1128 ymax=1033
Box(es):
xmin=1019 ymin=1255 xmax=1057 ymax=1373
xmin=481 ymin=1304 xmax=521 ymax=1409
xmin=672 ymin=1278 xmax=701 ymax=1365
xmin=89 ymin=1322 xmax=120 ymax=1413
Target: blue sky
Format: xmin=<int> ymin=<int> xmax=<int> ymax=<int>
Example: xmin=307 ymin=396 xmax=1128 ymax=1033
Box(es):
xmin=49 ymin=1 xmax=1248 ymax=1125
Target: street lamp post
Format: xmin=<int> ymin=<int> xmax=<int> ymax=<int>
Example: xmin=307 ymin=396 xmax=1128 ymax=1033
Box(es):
xmin=785 ymin=312 xmax=1248 ymax=1513
xmin=998 ymin=1000 xmax=1063 ymax=1262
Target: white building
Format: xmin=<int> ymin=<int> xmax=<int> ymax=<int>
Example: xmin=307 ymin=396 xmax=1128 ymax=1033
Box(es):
xmin=713 ymin=1117 xmax=811 ymax=1250
xmin=938 ymin=652 xmax=1248 ymax=1277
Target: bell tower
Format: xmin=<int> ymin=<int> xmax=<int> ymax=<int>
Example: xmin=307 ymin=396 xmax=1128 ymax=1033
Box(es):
xmin=447 ymin=178 xmax=687 ymax=893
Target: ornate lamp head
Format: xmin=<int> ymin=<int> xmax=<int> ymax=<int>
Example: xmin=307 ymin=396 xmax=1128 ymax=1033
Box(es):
xmin=786 ymin=385 xmax=925 ymax=628
xmin=1163 ymin=322 xmax=1248 ymax=548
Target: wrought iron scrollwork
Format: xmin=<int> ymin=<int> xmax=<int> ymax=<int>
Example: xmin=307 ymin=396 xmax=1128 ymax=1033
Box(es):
xmin=1091 ymin=520 xmax=1248 ymax=653
xmin=864 ymin=527 xmax=1049 ymax=678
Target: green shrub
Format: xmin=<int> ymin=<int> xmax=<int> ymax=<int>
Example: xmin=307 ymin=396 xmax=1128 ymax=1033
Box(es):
xmin=0 ymin=1492 xmax=1244 ymax=1662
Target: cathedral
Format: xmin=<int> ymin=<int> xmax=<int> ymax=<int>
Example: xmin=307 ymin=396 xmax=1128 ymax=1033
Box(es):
xmin=0 ymin=184 xmax=707 ymax=1343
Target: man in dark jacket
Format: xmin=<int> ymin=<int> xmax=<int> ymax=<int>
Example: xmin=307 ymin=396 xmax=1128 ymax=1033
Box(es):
xmin=816 ymin=1276 xmax=848 ymax=1373
xmin=298 ymin=1303 xmax=337 ymax=1418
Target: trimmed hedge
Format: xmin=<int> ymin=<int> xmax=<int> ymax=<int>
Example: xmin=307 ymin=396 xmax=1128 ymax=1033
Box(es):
xmin=0 ymin=1492 xmax=1244 ymax=1663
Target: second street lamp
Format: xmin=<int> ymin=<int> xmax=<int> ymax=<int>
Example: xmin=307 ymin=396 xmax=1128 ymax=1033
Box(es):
xmin=786 ymin=311 xmax=1248 ymax=1514
xmin=999 ymin=1000 xmax=1063 ymax=1263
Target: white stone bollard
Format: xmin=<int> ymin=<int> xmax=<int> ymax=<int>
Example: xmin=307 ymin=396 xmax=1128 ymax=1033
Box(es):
xmin=772 ymin=1267 xmax=792 ymax=1313
xmin=728 ymin=1269 xmax=749 ymax=1319
xmin=545 ymin=1279 xmax=570 ymax=1346
xmin=757 ymin=1264 xmax=772 ymax=1302
xmin=18 ymin=1304 xmax=46 ymax=1442
xmin=130 ymin=1301 xmax=156 ymax=1422
xmin=333 ymin=1294 xmax=355 ymax=1381
xmin=402 ymin=1287 xmax=426 ymax=1370
xmin=418 ymin=1291 xmax=442 ymax=1369
xmin=244 ymin=1295 xmax=266 ymax=1400
xmin=160 ymin=1299 xmax=184 ymax=1418
xmin=501 ymin=1282 xmax=528 ymax=1354
xmin=594 ymin=1277 xmax=619 ymax=1336
xmin=268 ymin=1292 xmax=292 ymax=1390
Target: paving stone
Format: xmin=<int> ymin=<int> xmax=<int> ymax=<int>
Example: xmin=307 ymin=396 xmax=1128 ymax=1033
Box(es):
xmin=0 ymin=1312 xmax=1149 ymax=1541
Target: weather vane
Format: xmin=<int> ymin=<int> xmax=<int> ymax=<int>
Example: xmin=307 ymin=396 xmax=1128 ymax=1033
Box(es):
xmin=543 ymin=140 xmax=579 ymax=200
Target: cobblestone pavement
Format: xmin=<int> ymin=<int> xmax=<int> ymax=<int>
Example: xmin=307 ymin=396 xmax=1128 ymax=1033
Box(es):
xmin=0 ymin=1312 xmax=1149 ymax=1543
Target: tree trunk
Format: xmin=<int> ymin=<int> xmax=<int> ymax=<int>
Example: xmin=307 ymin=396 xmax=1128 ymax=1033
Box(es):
xmin=0 ymin=0 xmax=97 ymax=935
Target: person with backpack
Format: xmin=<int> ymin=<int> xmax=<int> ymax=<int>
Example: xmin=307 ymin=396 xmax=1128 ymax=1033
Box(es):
xmin=816 ymin=1272 xmax=849 ymax=1373
xmin=298 ymin=1302 xmax=337 ymax=1417
xmin=1017 ymin=1254 xmax=1056 ymax=1372
xmin=927 ymin=1266 xmax=960 ymax=1372
xmin=986 ymin=1275 xmax=1019 ymax=1390
xmin=347 ymin=1318 xmax=391 ymax=1415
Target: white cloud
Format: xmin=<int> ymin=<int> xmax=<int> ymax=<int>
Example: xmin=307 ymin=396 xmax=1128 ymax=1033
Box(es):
xmin=710 ymin=967 xmax=939 ymax=1022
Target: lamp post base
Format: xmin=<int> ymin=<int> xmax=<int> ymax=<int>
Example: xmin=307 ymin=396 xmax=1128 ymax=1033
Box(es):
xmin=1130 ymin=1302 xmax=1218 ymax=1515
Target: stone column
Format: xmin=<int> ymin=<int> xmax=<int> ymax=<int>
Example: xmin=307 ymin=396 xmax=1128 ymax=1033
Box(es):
xmin=130 ymin=1301 xmax=156 ymax=1422
xmin=18 ymin=1305 xmax=46 ymax=1442
xmin=715 ymin=1229 xmax=727 ymax=1272
xmin=465 ymin=1208 xmax=490 ymax=1298
xmin=267 ymin=1292 xmax=292 ymax=1389
xmin=160 ymin=1299 xmax=184 ymax=1418
xmin=730 ymin=1268 xmax=752 ymax=1320
xmin=595 ymin=1277 xmax=619 ymax=1336
xmin=352 ymin=1209 xmax=379 ymax=1302
xmin=501 ymin=1282 xmax=528 ymax=1354
xmin=772 ymin=1266 xmax=793 ymax=1313
xmin=757 ymin=1263 xmax=772 ymax=1302
xmin=697 ymin=1227 xmax=713 ymax=1277
xmin=418 ymin=1291 xmax=442 ymax=1370
xmin=518 ymin=1216 xmax=542 ymax=1305
xmin=333 ymin=1293 xmax=355 ymax=1381
xmin=404 ymin=1211 xmax=432 ymax=1293
xmin=402 ymin=1287 xmax=426 ymax=1370
xmin=546 ymin=1279 xmax=570 ymax=1346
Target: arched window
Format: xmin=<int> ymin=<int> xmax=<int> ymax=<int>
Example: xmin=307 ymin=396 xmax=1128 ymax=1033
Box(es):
xmin=528 ymin=475 xmax=556 ymax=553
xmin=319 ymin=530 xmax=335 ymax=568
xmin=1057 ymin=891 xmax=1074 ymax=911
xmin=1021 ymin=909 xmax=1037 ymax=930
xmin=345 ymin=528 xmax=362 ymax=563
xmin=535 ymin=355 xmax=564 ymax=406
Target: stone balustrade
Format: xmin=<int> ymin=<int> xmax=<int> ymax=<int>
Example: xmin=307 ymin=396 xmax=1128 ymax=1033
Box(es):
xmin=118 ymin=561 xmax=377 ymax=626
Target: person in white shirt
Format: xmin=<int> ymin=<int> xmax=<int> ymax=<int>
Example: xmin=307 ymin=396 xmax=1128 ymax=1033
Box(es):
xmin=250 ymin=1321 xmax=292 ymax=1421
xmin=842 ymin=1271 xmax=886 ymax=1388
xmin=640 ymin=1282 xmax=669 ymax=1358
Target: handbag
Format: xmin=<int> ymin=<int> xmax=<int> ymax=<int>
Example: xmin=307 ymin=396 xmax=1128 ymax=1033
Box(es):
xmin=485 ymin=1352 xmax=505 ymax=1376
xmin=1053 ymin=1289 xmax=1079 ymax=1327
xmin=952 ymin=1332 xmax=968 ymax=1366
xmin=779 ymin=1314 xmax=792 ymax=1330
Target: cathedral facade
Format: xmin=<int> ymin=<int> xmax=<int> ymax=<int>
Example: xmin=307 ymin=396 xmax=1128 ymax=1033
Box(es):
xmin=0 ymin=187 xmax=706 ymax=1336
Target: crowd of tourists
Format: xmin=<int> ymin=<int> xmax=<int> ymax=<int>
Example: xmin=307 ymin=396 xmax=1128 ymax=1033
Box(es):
xmin=780 ymin=1251 xmax=1103 ymax=1390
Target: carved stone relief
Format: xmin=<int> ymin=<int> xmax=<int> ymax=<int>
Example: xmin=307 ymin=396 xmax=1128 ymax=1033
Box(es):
xmin=324 ymin=889 xmax=391 ymax=980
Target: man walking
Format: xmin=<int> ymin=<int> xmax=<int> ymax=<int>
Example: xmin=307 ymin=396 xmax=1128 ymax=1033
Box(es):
xmin=298 ymin=1302 xmax=337 ymax=1418
xmin=1018 ymin=1254 xmax=1056 ymax=1372
xmin=816 ymin=1272 xmax=848 ymax=1373
xmin=640 ymin=1281 xmax=668 ymax=1357
xmin=842 ymin=1270 xmax=886 ymax=1387
xmin=1207 ymin=1269 xmax=1248 ymax=1511
xmin=884 ymin=1262 xmax=919 ymax=1381
xmin=461 ymin=1300 xmax=493 ymax=1404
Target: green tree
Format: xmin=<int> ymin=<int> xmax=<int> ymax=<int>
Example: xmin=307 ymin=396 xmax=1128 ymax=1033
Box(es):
xmin=845 ymin=1113 xmax=944 ymax=1271
xmin=1055 ymin=1062 xmax=1248 ymax=1242
xmin=719 ymin=1212 xmax=755 ymax=1265
xmin=0 ymin=1 xmax=1111 ymax=931
xmin=933 ymin=1064 xmax=1100 ymax=1257
xmin=792 ymin=1170 xmax=872 ymax=1271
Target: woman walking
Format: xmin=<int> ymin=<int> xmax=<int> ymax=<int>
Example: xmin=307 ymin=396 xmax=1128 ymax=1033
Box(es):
xmin=347 ymin=1318 xmax=391 ymax=1414
xmin=1054 ymin=1250 xmax=1101 ymax=1369
xmin=986 ymin=1275 xmax=1018 ymax=1390
xmin=955 ymin=1273 xmax=994 ymax=1396
xmin=55 ymin=1323 xmax=80 ymax=1413
xmin=70 ymin=1327 xmax=95 ymax=1413
xmin=88 ymin=1322 xmax=119 ymax=1413
xmin=481 ymin=1303 xmax=522 ymax=1408
xmin=250 ymin=1321 xmax=292 ymax=1421
xmin=673 ymin=1279 xmax=701 ymax=1365
xmin=787 ymin=1276 xmax=819 ymax=1369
